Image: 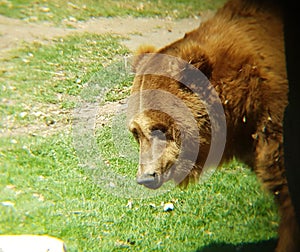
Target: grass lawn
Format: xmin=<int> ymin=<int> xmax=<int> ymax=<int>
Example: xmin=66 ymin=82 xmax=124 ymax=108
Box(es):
xmin=0 ymin=33 xmax=130 ymax=131
xmin=0 ymin=132 xmax=279 ymax=251
xmin=0 ymin=1 xmax=279 ymax=251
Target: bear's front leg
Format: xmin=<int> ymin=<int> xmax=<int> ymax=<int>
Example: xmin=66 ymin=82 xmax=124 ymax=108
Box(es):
xmin=254 ymin=122 xmax=300 ymax=252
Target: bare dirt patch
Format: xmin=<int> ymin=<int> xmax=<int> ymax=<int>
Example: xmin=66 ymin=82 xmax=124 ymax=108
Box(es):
xmin=0 ymin=15 xmax=200 ymax=57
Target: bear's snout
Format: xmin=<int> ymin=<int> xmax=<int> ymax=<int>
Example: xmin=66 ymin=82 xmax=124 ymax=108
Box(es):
xmin=136 ymin=172 xmax=162 ymax=189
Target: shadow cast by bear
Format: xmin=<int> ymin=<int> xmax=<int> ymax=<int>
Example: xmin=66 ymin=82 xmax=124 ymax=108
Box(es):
xmin=196 ymin=238 xmax=277 ymax=252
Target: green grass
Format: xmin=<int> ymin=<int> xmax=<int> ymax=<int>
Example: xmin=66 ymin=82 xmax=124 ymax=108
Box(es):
xmin=1 ymin=33 xmax=129 ymax=103
xmin=0 ymin=33 xmax=131 ymax=130
xmin=0 ymin=133 xmax=279 ymax=251
xmin=0 ymin=0 xmax=226 ymax=24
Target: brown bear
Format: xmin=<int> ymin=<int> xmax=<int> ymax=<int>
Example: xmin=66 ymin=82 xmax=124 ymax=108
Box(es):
xmin=127 ymin=0 xmax=300 ymax=251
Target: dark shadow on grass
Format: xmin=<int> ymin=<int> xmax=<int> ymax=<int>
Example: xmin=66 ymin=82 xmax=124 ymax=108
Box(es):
xmin=196 ymin=238 xmax=277 ymax=252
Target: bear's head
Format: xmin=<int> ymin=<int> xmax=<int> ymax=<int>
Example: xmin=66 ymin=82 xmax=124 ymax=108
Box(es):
xmin=127 ymin=43 xmax=214 ymax=189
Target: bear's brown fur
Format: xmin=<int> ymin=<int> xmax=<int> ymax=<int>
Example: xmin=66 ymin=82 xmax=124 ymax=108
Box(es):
xmin=127 ymin=0 xmax=299 ymax=251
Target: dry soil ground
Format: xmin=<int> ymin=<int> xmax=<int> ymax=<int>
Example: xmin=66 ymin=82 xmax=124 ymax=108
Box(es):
xmin=0 ymin=14 xmax=201 ymax=57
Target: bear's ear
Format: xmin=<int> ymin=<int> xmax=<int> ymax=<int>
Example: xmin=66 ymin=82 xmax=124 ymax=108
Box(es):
xmin=189 ymin=53 xmax=213 ymax=79
xmin=182 ymin=44 xmax=213 ymax=79
xmin=132 ymin=45 xmax=156 ymax=73
xmin=136 ymin=45 xmax=156 ymax=54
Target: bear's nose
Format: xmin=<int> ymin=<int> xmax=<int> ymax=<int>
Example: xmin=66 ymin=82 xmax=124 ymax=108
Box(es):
xmin=137 ymin=173 xmax=164 ymax=189
xmin=136 ymin=173 xmax=156 ymax=185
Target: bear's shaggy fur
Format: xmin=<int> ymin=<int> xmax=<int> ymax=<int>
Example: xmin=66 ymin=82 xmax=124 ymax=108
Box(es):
xmin=127 ymin=0 xmax=299 ymax=251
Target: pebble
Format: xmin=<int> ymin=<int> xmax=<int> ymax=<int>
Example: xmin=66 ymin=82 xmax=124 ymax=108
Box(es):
xmin=163 ymin=202 xmax=174 ymax=212
xmin=1 ymin=201 xmax=15 ymax=207
xmin=19 ymin=112 xmax=28 ymax=118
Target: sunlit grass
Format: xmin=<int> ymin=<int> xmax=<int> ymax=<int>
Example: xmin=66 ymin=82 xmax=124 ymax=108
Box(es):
xmin=0 ymin=133 xmax=279 ymax=251
xmin=0 ymin=33 xmax=130 ymax=131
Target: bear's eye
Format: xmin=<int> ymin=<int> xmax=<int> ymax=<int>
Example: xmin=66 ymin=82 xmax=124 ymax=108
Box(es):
xmin=150 ymin=129 xmax=166 ymax=140
xmin=150 ymin=125 xmax=168 ymax=140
